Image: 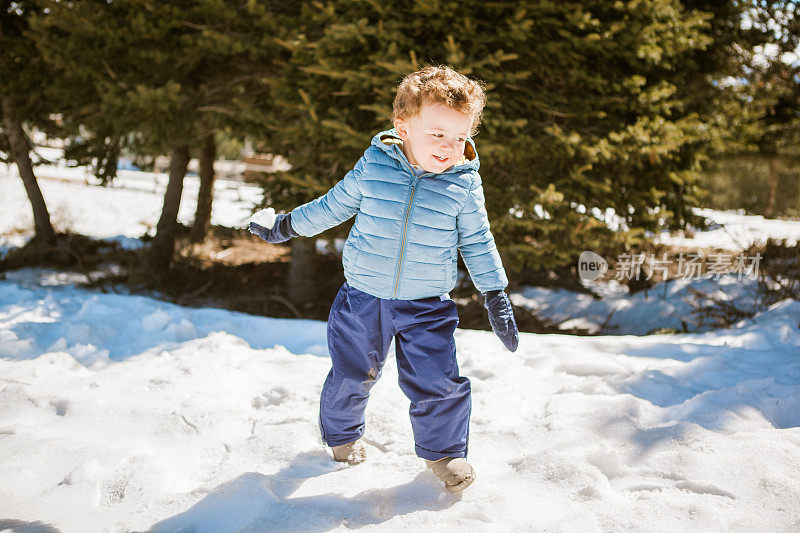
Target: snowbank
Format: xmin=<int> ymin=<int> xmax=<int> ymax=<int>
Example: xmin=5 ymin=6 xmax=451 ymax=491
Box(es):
xmin=511 ymin=275 xmax=769 ymax=335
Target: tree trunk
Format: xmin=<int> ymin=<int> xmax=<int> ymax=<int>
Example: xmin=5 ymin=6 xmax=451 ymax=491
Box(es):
xmin=148 ymin=144 xmax=190 ymax=275
xmin=288 ymin=238 xmax=317 ymax=308
xmin=1 ymin=96 xmax=56 ymax=244
xmin=766 ymin=156 xmax=778 ymax=217
xmin=190 ymin=132 xmax=216 ymax=244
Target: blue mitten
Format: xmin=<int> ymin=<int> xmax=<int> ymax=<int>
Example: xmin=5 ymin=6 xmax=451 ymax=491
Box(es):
xmin=248 ymin=213 xmax=299 ymax=244
xmin=484 ymin=290 xmax=519 ymax=352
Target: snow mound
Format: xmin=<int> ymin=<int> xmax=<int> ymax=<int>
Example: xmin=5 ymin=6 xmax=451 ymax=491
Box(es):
xmin=512 ymin=274 xmax=791 ymax=336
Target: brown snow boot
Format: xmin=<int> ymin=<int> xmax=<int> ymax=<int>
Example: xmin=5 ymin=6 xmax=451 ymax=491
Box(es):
xmin=331 ymin=439 xmax=366 ymax=465
xmin=425 ymin=457 xmax=475 ymax=493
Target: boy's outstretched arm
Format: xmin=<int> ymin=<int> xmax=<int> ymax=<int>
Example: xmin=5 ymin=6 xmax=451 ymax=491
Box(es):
xmin=457 ymin=174 xmax=519 ymax=352
xmin=249 ymin=157 xmax=365 ymax=244
xmin=289 ymin=157 xmax=365 ymax=237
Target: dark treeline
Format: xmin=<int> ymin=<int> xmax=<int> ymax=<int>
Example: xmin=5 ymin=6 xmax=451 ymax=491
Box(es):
xmin=0 ymin=1 xmax=797 ymax=291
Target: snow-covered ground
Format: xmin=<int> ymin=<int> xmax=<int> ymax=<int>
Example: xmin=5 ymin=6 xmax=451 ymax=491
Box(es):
xmin=655 ymin=207 xmax=800 ymax=251
xmin=512 ymin=275 xmax=769 ymax=335
xmin=513 ymin=206 xmax=800 ymax=335
xmin=0 ymin=160 xmax=262 ymax=254
xmin=1 ymin=271 xmax=799 ymax=531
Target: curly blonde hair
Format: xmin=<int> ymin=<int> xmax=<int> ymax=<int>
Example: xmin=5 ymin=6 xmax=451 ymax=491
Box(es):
xmin=393 ymin=65 xmax=486 ymax=135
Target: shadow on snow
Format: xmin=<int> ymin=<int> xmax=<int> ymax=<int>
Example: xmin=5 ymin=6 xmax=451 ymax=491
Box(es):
xmin=147 ymin=451 xmax=458 ymax=532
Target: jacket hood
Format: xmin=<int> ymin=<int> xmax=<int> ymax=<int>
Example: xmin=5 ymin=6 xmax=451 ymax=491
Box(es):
xmin=371 ymin=129 xmax=480 ymax=174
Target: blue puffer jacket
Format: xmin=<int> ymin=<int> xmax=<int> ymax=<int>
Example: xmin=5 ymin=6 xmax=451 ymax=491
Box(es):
xmin=290 ymin=129 xmax=508 ymax=300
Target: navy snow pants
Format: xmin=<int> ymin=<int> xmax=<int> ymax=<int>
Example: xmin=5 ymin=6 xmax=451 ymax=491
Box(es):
xmin=319 ymin=282 xmax=471 ymax=461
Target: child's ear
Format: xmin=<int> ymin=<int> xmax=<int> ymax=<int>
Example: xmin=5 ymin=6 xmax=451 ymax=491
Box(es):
xmin=393 ymin=117 xmax=408 ymax=139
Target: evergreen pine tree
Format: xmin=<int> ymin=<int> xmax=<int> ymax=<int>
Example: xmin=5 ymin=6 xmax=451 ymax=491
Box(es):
xmin=258 ymin=0 xmax=766 ymax=281
xmin=34 ymin=0 xmax=286 ymax=272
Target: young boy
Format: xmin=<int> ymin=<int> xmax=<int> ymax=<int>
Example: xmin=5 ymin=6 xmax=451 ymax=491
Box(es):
xmin=250 ymin=65 xmax=519 ymax=493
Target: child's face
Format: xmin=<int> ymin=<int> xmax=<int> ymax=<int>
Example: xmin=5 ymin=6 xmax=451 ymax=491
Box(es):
xmin=393 ymin=101 xmax=474 ymax=174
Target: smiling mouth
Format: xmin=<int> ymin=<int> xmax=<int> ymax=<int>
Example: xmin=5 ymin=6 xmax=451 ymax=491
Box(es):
xmin=433 ymin=155 xmax=448 ymax=162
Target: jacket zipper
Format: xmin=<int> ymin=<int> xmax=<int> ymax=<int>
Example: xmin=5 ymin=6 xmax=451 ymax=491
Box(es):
xmin=391 ymin=146 xmax=438 ymax=298
xmin=392 ymin=179 xmax=418 ymax=298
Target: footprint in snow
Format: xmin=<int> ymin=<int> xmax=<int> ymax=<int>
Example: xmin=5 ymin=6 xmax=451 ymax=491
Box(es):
xmin=252 ymin=387 xmax=292 ymax=408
